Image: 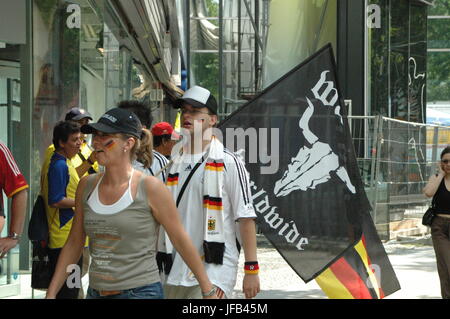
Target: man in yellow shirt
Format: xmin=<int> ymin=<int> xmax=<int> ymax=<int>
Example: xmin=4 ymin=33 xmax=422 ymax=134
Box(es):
xmin=43 ymin=108 xmax=98 ymax=178
xmin=41 ymin=121 xmax=86 ymax=298
xmin=41 ymin=108 xmax=95 ymax=298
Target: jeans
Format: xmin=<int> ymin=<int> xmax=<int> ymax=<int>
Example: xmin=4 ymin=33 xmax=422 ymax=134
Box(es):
xmin=86 ymin=282 xmax=164 ymax=299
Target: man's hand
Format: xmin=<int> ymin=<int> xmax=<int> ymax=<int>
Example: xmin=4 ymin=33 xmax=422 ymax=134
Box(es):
xmin=0 ymin=237 xmax=19 ymax=258
xmin=88 ymin=151 xmax=97 ymax=164
xmin=243 ymin=274 xmax=260 ymax=299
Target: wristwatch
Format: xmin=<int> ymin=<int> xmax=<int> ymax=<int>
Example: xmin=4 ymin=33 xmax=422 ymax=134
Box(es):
xmin=7 ymin=232 xmax=21 ymax=241
xmin=202 ymin=286 xmax=217 ymax=297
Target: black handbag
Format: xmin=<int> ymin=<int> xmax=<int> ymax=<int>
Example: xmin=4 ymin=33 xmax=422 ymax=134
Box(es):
xmin=29 ymin=194 xmax=57 ymax=290
xmin=30 ymin=241 xmax=52 ymax=290
xmin=28 ymin=195 xmax=48 ymax=242
xmin=422 ymin=196 xmax=436 ymax=226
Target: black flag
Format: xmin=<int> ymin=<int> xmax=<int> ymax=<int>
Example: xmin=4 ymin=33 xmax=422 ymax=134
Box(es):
xmin=219 ymin=44 xmax=400 ymax=298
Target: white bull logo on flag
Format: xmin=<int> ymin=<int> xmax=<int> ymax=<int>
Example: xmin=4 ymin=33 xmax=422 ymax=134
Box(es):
xmin=274 ymin=71 xmax=356 ymax=197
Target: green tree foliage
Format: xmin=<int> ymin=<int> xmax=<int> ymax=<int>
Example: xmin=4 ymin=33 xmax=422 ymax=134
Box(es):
xmin=192 ymin=53 xmax=219 ymax=99
xmin=428 ymin=0 xmax=450 ymax=101
xmin=205 ymin=0 xmax=219 ymax=17
xmin=191 ymin=0 xmax=220 ymax=99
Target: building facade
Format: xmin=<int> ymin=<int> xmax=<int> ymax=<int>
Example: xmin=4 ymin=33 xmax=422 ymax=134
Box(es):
xmin=0 ymin=0 xmax=181 ymax=298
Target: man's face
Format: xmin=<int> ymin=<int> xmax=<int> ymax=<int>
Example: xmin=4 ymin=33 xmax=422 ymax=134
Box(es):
xmin=60 ymin=132 xmax=82 ymax=159
xmin=180 ymin=103 xmax=217 ymax=136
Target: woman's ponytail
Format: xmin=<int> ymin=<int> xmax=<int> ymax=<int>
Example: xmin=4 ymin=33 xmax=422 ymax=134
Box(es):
xmin=134 ymin=128 xmax=153 ymax=168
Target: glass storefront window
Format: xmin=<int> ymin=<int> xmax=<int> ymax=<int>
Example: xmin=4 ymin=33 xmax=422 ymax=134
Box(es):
xmin=33 ymin=0 xmax=140 ymax=171
xmin=0 ymin=0 xmax=150 ymax=298
xmin=368 ymin=0 xmax=427 ymax=123
xmin=367 ymin=0 xmax=429 ymax=239
xmin=80 ymin=0 xmax=105 ymax=121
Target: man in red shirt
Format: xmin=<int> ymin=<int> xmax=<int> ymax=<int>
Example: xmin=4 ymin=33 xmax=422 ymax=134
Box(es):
xmin=0 ymin=139 xmax=28 ymax=258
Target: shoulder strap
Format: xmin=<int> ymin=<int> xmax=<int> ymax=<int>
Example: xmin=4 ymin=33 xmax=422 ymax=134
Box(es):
xmin=135 ymin=173 xmax=148 ymax=201
xmin=77 ymin=151 xmax=86 ymax=161
xmin=176 ymin=156 xmax=206 ymax=207
xmin=83 ymin=173 xmax=102 ymax=202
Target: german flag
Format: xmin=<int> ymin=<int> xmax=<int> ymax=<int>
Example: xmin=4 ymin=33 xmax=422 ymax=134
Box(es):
xmin=167 ymin=173 xmax=179 ymax=186
xmin=203 ymin=195 xmax=223 ymax=211
xmin=315 ymin=234 xmax=384 ymax=299
xmin=205 ymin=161 xmax=224 ymax=171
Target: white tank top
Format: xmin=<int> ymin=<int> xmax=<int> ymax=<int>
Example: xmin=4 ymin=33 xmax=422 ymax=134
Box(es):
xmin=87 ymin=169 xmax=134 ymax=215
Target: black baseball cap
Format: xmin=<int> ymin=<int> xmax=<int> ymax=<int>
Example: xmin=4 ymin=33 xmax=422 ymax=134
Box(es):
xmin=65 ymin=107 xmax=93 ymax=121
xmin=174 ymin=86 xmax=218 ymax=115
xmin=81 ymin=108 xmax=142 ymax=138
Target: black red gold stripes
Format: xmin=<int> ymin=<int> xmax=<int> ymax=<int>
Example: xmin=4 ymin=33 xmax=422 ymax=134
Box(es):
xmin=167 ymin=173 xmax=179 ymax=186
xmin=315 ymin=235 xmax=384 ymax=299
xmin=203 ymin=195 xmax=223 ymax=210
xmin=205 ymin=161 xmax=224 ymax=171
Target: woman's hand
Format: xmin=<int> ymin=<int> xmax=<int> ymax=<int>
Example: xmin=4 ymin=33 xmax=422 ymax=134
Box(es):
xmin=437 ymin=161 xmax=446 ymax=176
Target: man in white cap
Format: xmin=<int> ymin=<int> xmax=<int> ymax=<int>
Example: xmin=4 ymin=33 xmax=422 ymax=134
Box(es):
xmin=164 ymin=86 xmax=260 ymax=299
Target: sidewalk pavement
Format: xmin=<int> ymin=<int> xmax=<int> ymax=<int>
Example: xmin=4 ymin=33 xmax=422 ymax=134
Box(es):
xmin=232 ymin=235 xmax=441 ymax=299
xmin=4 ymin=235 xmax=441 ymax=299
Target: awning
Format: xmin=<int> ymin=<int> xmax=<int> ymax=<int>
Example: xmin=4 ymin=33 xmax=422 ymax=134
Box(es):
xmin=108 ymin=0 xmax=183 ymax=101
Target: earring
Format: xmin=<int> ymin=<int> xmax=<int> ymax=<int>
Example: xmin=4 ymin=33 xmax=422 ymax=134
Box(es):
xmin=124 ymin=149 xmax=127 ymax=153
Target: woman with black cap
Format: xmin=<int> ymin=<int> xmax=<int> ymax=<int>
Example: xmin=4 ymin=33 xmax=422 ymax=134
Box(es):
xmin=46 ymin=108 xmax=216 ymax=299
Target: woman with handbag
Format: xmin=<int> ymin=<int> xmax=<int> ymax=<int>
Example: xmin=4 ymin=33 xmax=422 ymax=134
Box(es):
xmin=46 ymin=108 xmax=216 ymax=299
xmin=423 ymin=146 xmax=450 ymax=299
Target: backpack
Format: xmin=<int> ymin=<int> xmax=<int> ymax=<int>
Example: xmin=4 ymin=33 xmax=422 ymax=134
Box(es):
xmin=28 ymin=195 xmax=53 ymax=290
xmin=28 ymin=195 xmax=48 ymax=242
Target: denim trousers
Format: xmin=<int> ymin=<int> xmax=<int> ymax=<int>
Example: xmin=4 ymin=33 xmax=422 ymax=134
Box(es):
xmin=86 ymin=282 xmax=164 ymax=299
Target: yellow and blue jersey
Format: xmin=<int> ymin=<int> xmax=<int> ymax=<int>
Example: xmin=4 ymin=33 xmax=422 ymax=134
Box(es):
xmin=45 ymin=142 xmax=98 ymax=177
xmin=41 ymin=151 xmax=87 ymax=249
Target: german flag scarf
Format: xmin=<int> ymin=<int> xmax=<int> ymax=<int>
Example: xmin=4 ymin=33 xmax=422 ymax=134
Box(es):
xmin=165 ymin=136 xmax=226 ymax=266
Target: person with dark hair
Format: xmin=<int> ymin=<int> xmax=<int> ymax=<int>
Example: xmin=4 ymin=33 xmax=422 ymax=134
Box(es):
xmin=41 ymin=120 xmax=87 ymax=299
xmin=44 ymin=108 xmax=98 ymax=179
xmin=46 ymin=108 xmax=216 ymax=299
xmin=152 ymin=122 xmax=179 ymax=160
xmin=423 ymin=146 xmax=450 ymax=299
xmin=117 ymin=101 xmax=169 ymax=182
xmin=117 ymin=100 xmax=153 ymax=128
xmin=42 ymin=108 xmax=97 ymax=298
xmin=0 ymin=140 xmax=28 ymax=259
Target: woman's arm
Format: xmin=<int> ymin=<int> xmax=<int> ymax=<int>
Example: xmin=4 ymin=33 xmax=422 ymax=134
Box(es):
xmin=423 ymin=162 xmax=445 ymax=198
xmin=46 ymin=176 xmax=89 ymax=299
xmin=145 ymin=176 xmax=216 ymax=299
